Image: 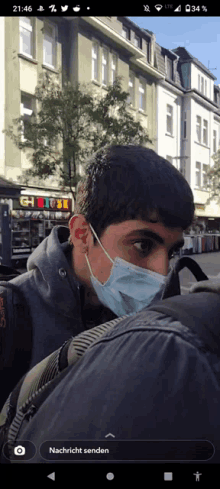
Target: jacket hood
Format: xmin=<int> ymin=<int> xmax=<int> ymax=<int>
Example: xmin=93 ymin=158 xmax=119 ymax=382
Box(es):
xmin=26 ymin=226 xmax=81 ymax=318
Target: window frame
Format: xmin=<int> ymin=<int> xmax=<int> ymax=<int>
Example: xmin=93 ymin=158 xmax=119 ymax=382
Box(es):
xmin=213 ymin=130 xmax=217 ymax=153
xmin=196 ymin=115 xmax=201 ymax=143
xmin=202 ymin=163 xmax=209 ymax=188
xmin=195 ymin=161 xmax=201 ymax=188
xmin=92 ymin=41 xmax=99 ymax=82
xmin=20 ymin=92 xmax=35 ymax=142
xmin=111 ymin=52 xmax=117 ymax=84
xmin=201 ymin=77 xmax=204 ymax=95
xmin=19 ymin=16 xmax=33 ymax=58
xmin=166 ymin=57 xmax=173 ymax=80
xmin=138 ymin=78 xmax=146 ymax=112
xmin=203 ymin=119 xmax=208 ymax=145
xmin=134 ymin=34 xmax=142 ymax=49
xmin=43 ymin=21 xmax=57 ymax=69
xmin=128 ymin=71 xmax=135 ymax=106
xmin=101 ymin=46 xmax=109 ymax=86
xmin=122 ymin=25 xmax=130 ymax=40
xmin=166 ymin=104 xmax=173 ymax=136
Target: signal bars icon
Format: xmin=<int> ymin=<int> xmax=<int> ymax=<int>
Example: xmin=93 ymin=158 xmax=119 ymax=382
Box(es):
xmin=155 ymin=4 xmax=163 ymax=11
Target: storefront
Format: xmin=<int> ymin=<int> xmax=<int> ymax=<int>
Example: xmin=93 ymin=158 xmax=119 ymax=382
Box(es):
xmin=186 ymin=204 xmax=220 ymax=234
xmin=0 ymin=177 xmax=22 ymax=267
xmin=11 ymin=194 xmax=72 ymax=265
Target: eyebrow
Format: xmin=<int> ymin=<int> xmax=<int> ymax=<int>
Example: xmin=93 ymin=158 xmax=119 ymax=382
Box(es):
xmin=126 ymin=229 xmax=185 ymax=250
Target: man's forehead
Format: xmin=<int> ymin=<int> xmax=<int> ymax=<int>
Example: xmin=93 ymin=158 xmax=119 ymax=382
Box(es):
xmin=106 ymin=219 xmax=183 ymax=242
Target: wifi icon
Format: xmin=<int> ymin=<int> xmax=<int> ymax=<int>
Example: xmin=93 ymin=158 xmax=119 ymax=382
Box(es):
xmin=155 ymin=4 xmax=163 ymax=10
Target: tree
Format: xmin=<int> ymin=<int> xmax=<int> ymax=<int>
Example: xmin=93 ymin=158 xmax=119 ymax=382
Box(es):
xmin=3 ymin=71 xmax=152 ymax=203
xmin=204 ymin=150 xmax=220 ymax=206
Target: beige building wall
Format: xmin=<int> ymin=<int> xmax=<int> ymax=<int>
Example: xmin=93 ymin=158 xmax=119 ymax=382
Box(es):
xmin=3 ymin=16 xmax=158 ymax=187
xmin=4 ymin=17 xmax=63 ymax=188
xmin=4 ymin=17 xmax=21 ymax=178
xmin=0 ymin=17 xmax=5 ymax=176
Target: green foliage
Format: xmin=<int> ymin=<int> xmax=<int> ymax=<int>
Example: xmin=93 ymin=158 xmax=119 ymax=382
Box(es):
xmin=204 ymin=150 xmax=220 ymax=206
xmin=3 ymin=71 xmax=152 ymax=200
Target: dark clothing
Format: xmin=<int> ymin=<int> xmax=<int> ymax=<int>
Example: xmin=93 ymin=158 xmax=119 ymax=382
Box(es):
xmin=14 ymin=307 xmax=220 ymax=463
xmin=10 ymin=226 xmax=118 ymax=370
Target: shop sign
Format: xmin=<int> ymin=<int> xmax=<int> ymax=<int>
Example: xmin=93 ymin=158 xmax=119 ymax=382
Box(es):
xmin=195 ymin=204 xmax=205 ymax=211
xmin=15 ymin=196 xmax=72 ymax=212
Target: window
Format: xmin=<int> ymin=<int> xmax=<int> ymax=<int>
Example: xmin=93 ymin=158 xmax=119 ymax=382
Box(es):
xmin=134 ymin=35 xmax=141 ymax=49
xmin=213 ymin=130 xmax=217 ymax=153
xmin=198 ymin=74 xmax=200 ymax=91
xmin=201 ymin=77 xmax=204 ymax=94
xmin=166 ymin=104 xmax=173 ymax=135
xmin=111 ymin=54 xmax=117 ymax=83
xmin=146 ymin=39 xmax=150 ymax=63
xmin=139 ymin=80 xmax=145 ymax=111
xmin=20 ymin=93 xmax=35 ymax=141
xmin=43 ymin=23 xmax=56 ymax=68
xmin=195 ymin=162 xmax=201 ymax=187
xmin=196 ymin=115 xmax=201 ymax=143
xmin=19 ymin=17 xmax=33 ymax=58
xmin=203 ymin=119 xmax=208 ymax=145
xmin=202 ymin=164 xmax=209 ymax=188
xmin=92 ymin=42 xmax=99 ymax=81
xmin=128 ymin=72 xmax=135 ymax=106
xmin=122 ymin=26 xmax=130 ymax=40
xmin=166 ymin=58 xmax=173 ymax=80
xmin=102 ymin=48 xmax=108 ymax=86
xmin=183 ymin=111 xmax=187 ymax=139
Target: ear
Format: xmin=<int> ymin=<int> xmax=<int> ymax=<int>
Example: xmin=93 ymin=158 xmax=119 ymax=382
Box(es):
xmin=69 ymin=214 xmax=91 ymax=252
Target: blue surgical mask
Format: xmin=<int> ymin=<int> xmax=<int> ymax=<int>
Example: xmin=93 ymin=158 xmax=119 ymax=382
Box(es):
xmin=85 ymin=224 xmax=167 ymax=317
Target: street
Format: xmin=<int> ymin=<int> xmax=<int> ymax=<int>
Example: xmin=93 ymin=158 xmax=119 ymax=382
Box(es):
xmin=170 ymin=251 xmax=220 ymax=294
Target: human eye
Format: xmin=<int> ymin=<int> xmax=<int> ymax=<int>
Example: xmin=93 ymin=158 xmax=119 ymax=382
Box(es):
xmin=133 ymin=240 xmax=154 ymax=257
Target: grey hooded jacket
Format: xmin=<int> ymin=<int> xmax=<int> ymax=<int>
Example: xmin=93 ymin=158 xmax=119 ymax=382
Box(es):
xmin=10 ymin=225 xmax=118 ymax=370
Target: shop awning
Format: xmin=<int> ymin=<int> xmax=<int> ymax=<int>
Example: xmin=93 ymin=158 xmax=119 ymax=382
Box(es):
xmin=0 ymin=176 xmax=22 ymax=198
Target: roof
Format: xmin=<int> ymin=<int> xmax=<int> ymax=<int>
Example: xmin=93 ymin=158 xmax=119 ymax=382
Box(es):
xmin=155 ymin=43 xmax=183 ymax=89
xmin=172 ymin=47 xmax=217 ymax=80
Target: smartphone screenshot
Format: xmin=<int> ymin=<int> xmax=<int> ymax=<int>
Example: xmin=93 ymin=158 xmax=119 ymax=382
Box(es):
xmin=0 ymin=2 xmax=219 ymax=486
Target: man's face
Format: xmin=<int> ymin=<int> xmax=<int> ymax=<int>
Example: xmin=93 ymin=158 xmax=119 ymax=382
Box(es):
xmin=70 ymin=215 xmax=184 ymax=298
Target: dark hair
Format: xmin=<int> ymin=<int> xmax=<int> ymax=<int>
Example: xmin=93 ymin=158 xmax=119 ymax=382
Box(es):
xmin=74 ymin=145 xmax=194 ymax=243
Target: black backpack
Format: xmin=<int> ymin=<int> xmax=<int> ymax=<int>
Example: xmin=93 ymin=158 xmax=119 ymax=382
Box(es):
xmin=1 ymin=256 xmax=220 ymax=462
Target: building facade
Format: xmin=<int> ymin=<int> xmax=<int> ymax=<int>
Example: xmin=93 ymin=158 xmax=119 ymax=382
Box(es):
xmin=155 ymin=42 xmax=220 ymax=233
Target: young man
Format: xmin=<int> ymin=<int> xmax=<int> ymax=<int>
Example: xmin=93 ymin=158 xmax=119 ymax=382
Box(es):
xmin=3 ymin=146 xmax=220 ymax=465
xmin=4 ymin=145 xmax=192 ymax=392
xmin=4 ymin=148 xmax=220 ymax=464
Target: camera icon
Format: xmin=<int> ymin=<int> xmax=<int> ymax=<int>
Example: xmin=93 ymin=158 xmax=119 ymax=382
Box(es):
xmin=14 ymin=445 xmax=26 ymax=456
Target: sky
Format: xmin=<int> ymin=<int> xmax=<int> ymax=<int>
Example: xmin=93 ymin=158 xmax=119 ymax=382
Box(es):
xmin=128 ymin=17 xmax=220 ymax=85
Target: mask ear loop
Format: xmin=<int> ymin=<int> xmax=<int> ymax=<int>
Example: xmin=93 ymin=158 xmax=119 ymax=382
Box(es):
xmin=89 ymin=223 xmax=114 ymax=264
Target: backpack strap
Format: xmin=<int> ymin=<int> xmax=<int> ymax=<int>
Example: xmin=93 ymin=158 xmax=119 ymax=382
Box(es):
xmin=0 ymin=314 xmax=128 ymax=460
xmin=162 ymin=256 xmax=209 ymax=299
xmin=0 ymin=281 xmax=33 ymax=410
xmin=148 ymin=290 xmax=220 ymax=356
